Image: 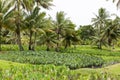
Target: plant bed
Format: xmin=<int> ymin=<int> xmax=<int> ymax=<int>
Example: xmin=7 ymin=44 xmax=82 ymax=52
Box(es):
xmin=0 ymin=51 xmax=104 ymax=69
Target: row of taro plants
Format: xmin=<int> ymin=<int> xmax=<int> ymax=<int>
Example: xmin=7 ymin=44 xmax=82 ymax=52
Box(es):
xmin=61 ymin=48 xmax=120 ymax=66
xmin=0 ymin=51 xmax=104 ymax=69
xmin=0 ymin=64 xmax=120 ymax=80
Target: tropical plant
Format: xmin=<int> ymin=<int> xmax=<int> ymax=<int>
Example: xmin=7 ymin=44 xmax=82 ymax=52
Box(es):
xmin=0 ymin=51 xmax=104 ymax=69
xmin=39 ymin=28 xmax=57 ymax=51
xmin=9 ymin=0 xmax=53 ymax=51
xmin=78 ymin=25 xmax=95 ymax=45
xmin=10 ymin=0 xmax=35 ymax=51
xmin=92 ymin=8 xmax=109 ymax=49
xmin=113 ymin=0 xmax=120 ymax=8
xmin=0 ymin=0 xmax=14 ymax=51
xmin=103 ymin=17 xmax=120 ymax=49
xmin=24 ymin=6 xmax=46 ymax=50
xmin=61 ymin=20 xmax=78 ymax=49
xmin=54 ymin=11 xmax=76 ymax=51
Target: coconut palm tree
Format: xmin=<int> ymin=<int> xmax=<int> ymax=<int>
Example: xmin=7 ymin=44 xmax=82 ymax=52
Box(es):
xmin=24 ymin=6 xmax=46 ymax=50
xmin=10 ymin=0 xmax=35 ymax=51
xmin=23 ymin=0 xmax=53 ymax=50
xmin=103 ymin=17 xmax=120 ymax=49
xmin=113 ymin=0 xmax=120 ymax=8
xmin=10 ymin=0 xmax=53 ymax=51
xmin=0 ymin=0 xmax=14 ymax=51
xmin=54 ymin=11 xmax=69 ymax=51
xmin=106 ymin=0 xmax=120 ymax=9
xmin=39 ymin=28 xmax=57 ymax=51
xmin=61 ymin=20 xmax=77 ymax=49
xmin=35 ymin=0 xmax=53 ymax=9
xmin=92 ymin=8 xmax=109 ymax=49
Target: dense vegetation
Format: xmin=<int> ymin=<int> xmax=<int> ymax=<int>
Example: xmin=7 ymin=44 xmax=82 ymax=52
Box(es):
xmin=0 ymin=60 xmax=120 ymax=80
xmin=0 ymin=51 xmax=104 ymax=69
xmin=1 ymin=0 xmax=120 ymax=79
xmin=0 ymin=0 xmax=120 ymax=52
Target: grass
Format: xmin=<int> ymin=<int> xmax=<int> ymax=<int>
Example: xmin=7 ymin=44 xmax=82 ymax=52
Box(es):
xmin=0 ymin=60 xmax=120 ymax=79
xmin=70 ymin=63 xmax=120 ymax=80
xmin=73 ymin=63 xmax=120 ymax=75
xmin=0 ymin=60 xmax=70 ymax=80
xmin=105 ymin=63 xmax=120 ymax=75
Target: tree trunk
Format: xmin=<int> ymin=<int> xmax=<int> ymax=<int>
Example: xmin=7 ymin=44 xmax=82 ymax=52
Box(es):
xmin=55 ymin=28 xmax=60 ymax=52
xmin=98 ymin=25 xmax=102 ymax=49
xmin=64 ymin=42 xmax=68 ymax=49
xmin=29 ymin=30 xmax=33 ymax=50
xmin=16 ymin=26 xmax=24 ymax=51
xmin=46 ymin=46 xmax=50 ymax=51
xmin=32 ymin=32 xmax=37 ymax=51
xmin=0 ymin=25 xmax=1 ymax=51
xmin=108 ymin=38 xmax=112 ymax=46
xmin=15 ymin=0 xmax=24 ymax=51
xmin=112 ymin=43 xmax=115 ymax=49
xmin=55 ymin=34 xmax=60 ymax=52
xmin=98 ymin=40 xmax=102 ymax=49
xmin=64 ymin=45 xmax=67 ymax=49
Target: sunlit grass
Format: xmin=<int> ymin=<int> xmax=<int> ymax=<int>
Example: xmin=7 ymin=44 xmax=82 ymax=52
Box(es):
xmin=0 ymin=59 xmax=120 ymax=79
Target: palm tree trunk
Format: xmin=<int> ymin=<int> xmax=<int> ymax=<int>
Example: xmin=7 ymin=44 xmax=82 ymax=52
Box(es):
xmin=29 ymin=30 xmax=33 ymax=50
xmin=98 ymin=40 xmax=102 ymax=49
xmin=32 ymin=32 xmax=37 ymax=51
xmin=108 ymin=38 xmax=112 ymax=46
xmin=98 ymin=25 xmax=102 ymax=49
xmin=55 ymin=28 xmax=60 ymax=52
xmin=16 ymin=25 xmax=24 ymax=51
xmin=46 ymin=45 xmax=50 ymax=51
xmin=55 ymin=34 xmax=60 ymax=52
xmin=15 ymin=0 xmax=24 ymax=51
xmin=65 ymin=44 xmax=68 ymax=49
xmin=0 ymin=25 xmax=2 ymax=51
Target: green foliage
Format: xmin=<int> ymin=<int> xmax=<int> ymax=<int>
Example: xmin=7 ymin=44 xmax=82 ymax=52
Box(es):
xmin=0 ymin=60 xmax=119 ymax=80
xmin=61 ymin=45 xmax=120 ymax=66
xmin=0 ymin=64 xmax=69 ymax=80
xmin=0 ymin=51 xmax=104 ymax=69
xmin=78 ymin=25 xmax=95 ymax=45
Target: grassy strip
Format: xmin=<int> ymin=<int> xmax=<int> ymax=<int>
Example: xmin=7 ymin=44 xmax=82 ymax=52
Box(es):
xmin=0 ymin=60 xmax=120 ymax=80
xmin=0 ymin=60 xmax=70 ymax=80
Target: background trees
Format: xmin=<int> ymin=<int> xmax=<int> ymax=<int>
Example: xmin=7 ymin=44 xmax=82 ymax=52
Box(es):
xmin=0 ymin=0 xmax=120 ymax=51
xmin=78 ymin=25 xmax=95 ymax=45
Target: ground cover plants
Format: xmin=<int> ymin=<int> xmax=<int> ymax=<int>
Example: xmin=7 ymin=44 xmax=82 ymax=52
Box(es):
xmin=0 ymin=51 xmax=104 ymax=69
xmin=0 ymin=60 xmax=120 ymax=80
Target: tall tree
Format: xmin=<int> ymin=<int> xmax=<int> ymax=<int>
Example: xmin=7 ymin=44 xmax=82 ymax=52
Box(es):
xmin=10 ymin=0 xmax=53 ymax=51
xmin=24 ymin=0 xmax=53 ymax=50
xmin=11 ymin=0 xmax=34 ymax=51
xmin=54 ymin=11 xmax=68 ymax=51
xmin=61 ymin=20 xmax=77 ymax=49
xmin=39 ymin=28 xmax=57 ymax=51
xmin=92 ymin=8 xmax=109 ymax=49
xmin=0 ymin=0 xmax=14 ymax=51
xmin=103 ymin=17 xmax=120 ymax=49
xmin=113 ymin=0 xmax=120 ymax=8
xmin=24 ymin=7 xmax=46 ymax=50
